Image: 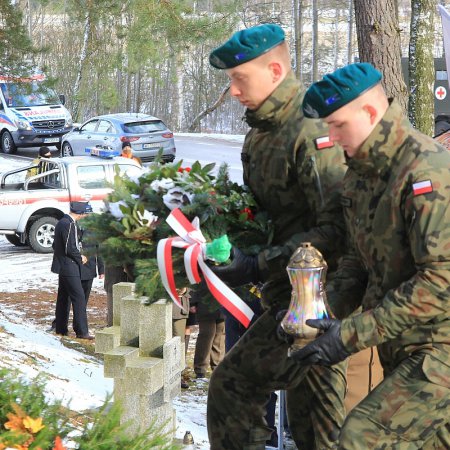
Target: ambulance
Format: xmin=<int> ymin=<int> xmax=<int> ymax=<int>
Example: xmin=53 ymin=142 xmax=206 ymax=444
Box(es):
xmin=0 ymin=71 xmax=73 ymax=154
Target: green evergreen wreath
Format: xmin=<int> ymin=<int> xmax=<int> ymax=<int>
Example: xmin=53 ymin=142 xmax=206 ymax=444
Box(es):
xmin=82 ymin=160 xmax=273 ymax=303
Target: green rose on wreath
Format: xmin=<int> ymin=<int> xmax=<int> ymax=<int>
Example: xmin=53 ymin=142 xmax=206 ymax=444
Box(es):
xmin=205 ymin=235 xmax=232 ymax=263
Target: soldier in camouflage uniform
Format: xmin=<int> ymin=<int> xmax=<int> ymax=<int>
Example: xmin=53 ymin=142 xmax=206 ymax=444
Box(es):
xmin=297 ymin=62 xmax=450 ymax=448
xmin=207 ymin=24 xmax=347 ymax=450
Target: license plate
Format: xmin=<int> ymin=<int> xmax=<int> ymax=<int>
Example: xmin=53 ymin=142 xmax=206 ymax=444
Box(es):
xmin=44 ymin=137 xmax=59 ymax=143
xmin=143 ymin=142 xmax=161 ymax=149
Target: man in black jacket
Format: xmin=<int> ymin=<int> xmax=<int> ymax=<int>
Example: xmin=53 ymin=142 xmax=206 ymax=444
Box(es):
xmin=51 ymin=201 xmax=94 ymax=339
xmin=79 ymin=231 xmax=104 ymax=306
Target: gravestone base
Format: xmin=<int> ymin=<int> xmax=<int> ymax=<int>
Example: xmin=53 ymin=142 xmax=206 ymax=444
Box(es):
xmin=96 ymin=283 xmax=182 ymax=437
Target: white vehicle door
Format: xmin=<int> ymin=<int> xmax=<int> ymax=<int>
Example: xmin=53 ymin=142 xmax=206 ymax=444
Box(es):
xmin=0 ymin=161 xmax=65 ymax=229
xmin=70 ymin=163 xmax=112 ymax=211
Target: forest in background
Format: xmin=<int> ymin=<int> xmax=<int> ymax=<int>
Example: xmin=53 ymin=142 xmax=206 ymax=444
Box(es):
xmin=1 ymin=0 xmax=449 ymax=134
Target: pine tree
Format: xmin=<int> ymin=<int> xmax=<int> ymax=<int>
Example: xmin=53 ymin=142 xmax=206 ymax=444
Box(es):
xmin=0 ymin=0 xmax=38 ymax=77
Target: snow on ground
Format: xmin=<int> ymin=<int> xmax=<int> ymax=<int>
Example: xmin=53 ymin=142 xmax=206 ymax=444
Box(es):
xmin=0 ymin=233 xmax=210 ymax=448
xmin=0 ymin=237 xmax=210 ymax=447
xmin=0 ymin=143 xmax=218 ymax=448
xmin=0 ymin=304 xmax=112 ymax=411
xmin=175 ymin=132 xmax=245 ymax=144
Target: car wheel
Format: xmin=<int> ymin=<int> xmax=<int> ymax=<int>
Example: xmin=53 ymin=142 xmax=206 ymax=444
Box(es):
xmin=28 ymin=216 xmax=58 ymax=253
xmin=5 ymin=234 xmax=28 ymax=247
xmin=61 ymin=142 xmax=73 ymax=157
xmin=1 ymin=131 xmax=17 ymax=154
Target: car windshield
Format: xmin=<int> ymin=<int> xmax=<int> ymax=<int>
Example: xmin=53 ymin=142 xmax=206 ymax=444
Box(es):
xmin=122 ymin=120 xmax=166 ymax=134
xmin=1 ymin=81 xmax=60 ymax=107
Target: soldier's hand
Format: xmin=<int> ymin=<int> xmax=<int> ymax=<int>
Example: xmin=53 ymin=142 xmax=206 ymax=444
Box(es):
xmin=81 ymin=255 xmax=88 ymax=264
xmin=290 ymin=319 xmax=351 ymax=366
xmin=275 ymin=309 xmax=294 ymax=345
xmin=209 ymin=247 xmax=259 ymax=288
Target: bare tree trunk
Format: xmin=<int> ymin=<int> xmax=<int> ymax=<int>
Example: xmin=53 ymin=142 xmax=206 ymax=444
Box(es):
xmin=72 ymin=12 xmax=91 ymax=121
xmin=334 ymin=8 xmax=340 ymax=69
xmin=354 ymin=0 xmax=408 ymax=111
xmin=312 ymin=0 xmax=319 ymax=81
xmin=408 ymin=0 xmax=435 ymax=135
xmin=176 ymin=52 xmax=184 ymax=131
xmin=299 ymin=0 xmax=304 ymax=80
xmin=126 ymin=71 xmax=132 ymax=112
xmin=347 ymin=0 xmax=354 ymax=64
xmin=136 ymin=70 xmax=142 ymax=112
xmin=27 ymin=0 xmax=32 ymax=39
xmin=39 ymin=4 xmax=44 ymax=66
xmin=293 ymin=0 xmax=303 ymax=80
xmin=188 ymin=83 xmax=230 ymax=132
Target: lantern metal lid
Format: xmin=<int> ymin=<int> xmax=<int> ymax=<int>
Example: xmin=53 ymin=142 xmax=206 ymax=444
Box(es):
xmin=287 ymin=242 xmax=328 ymax=270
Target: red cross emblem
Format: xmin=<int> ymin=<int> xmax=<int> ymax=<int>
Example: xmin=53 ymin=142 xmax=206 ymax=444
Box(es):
xmin=435 ymin=86 xmax=447 ymax=100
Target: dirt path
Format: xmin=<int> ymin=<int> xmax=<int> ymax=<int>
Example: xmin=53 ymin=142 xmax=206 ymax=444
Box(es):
xmin=0 ymin=290 xmax=108 ymax=336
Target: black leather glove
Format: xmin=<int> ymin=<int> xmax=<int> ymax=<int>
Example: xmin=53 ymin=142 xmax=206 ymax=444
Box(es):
xmin=275 ymin=309 xmax=294 ymax=345
xmin=209 ymin=247 xmax=259 ymax=288
xmin=289 ymin=319 xmax=351 ymax=366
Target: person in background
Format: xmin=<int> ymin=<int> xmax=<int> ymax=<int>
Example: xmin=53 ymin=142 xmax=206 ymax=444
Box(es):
xmin=190 ymin=285 xmax=225 ymax=381
xmin=48 ymin=231 xmax=104 ymax=334
xmin=173 ymin=287 xmax=192 ymax=389
xmin=51 ymin=201 xmax=94 ymax=340
xmin=79 ymin=230 xmax=104 ymax=310
xmin=27 ymin=146 xmax=51 ymax=178
xmin=294 ymin=62 xmax=450 ymax=448
xmin=104 ymin=265 xmax=130 ymax=327
xmin=121 ymin=141 xmax=142 ymax=166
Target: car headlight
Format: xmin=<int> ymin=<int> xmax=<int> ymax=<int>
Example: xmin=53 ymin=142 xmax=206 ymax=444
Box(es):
xmin=65 ymin=118 xmax=73 ymax=128
xmin=16 ymin=119 xmax=32 ymax=131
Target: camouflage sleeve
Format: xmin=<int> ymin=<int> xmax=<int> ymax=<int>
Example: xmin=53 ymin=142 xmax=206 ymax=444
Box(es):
xmin=257 ymin=125 xmax=347 ymax=276
xmin=326 ymin=237 xmax=368 ymax=320
xmin=341 ymin=169 xmax=450 ymax=352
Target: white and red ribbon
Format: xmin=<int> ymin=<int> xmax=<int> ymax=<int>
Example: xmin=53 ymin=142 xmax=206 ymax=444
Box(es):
xmin=157 ymin=208 xmax=254 ymax=327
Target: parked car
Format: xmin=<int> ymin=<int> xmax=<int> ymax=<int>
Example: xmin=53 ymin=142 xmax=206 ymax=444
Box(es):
xmin=60 ymin=113 xmax=176 ymax=163
xmin=0 ymin=154 xmax=142 ymax=253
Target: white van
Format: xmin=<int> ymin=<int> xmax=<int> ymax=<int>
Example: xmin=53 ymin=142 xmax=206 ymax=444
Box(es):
xmin=0 ymin=72 xmax=73 ymax=154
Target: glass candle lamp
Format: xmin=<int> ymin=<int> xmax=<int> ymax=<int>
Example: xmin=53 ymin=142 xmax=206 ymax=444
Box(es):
xmin=281 ymin=242 xmax=330 ymax=353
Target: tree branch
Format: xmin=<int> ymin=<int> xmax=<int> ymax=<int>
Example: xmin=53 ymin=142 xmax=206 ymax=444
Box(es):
xmin=188 ymin=83 xmax=230 ymax=132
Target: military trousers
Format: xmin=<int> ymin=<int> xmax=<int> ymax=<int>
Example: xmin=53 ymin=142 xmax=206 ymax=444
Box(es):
xmin=339 ymin=352 xmax=450 ymax=449
xmin=194 ymin=319 xmax=225 ymax=377
xmin=207 ymin=310 xmax=346 ymax=450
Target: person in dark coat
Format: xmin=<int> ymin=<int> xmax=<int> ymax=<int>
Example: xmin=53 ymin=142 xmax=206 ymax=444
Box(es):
xmin=51 ymin=201 xmax=94 ymax=339
xmin=190 ymin=285 xmax=225 ymax=380
xmin=173 ymin=287 xmax=193 ymax=389
xmin=79 ymin=232 xmax=105 ymax=305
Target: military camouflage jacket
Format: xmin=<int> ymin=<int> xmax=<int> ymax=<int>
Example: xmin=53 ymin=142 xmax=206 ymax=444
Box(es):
xmin=335 ymin=101 xmax=450 ymax=379
xmin=242 ymin=71 xmax=346 ymax=307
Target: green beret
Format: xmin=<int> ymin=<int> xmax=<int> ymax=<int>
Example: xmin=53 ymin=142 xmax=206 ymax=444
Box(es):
xmin=302 ymin=63 xmax=383 ymax=118
xmin=209 ymin=24 xmax=285 ymax=69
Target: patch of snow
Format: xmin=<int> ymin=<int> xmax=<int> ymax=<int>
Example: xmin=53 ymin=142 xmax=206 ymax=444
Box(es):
xmin=175 ymin=132 xmax=245 ymax=144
